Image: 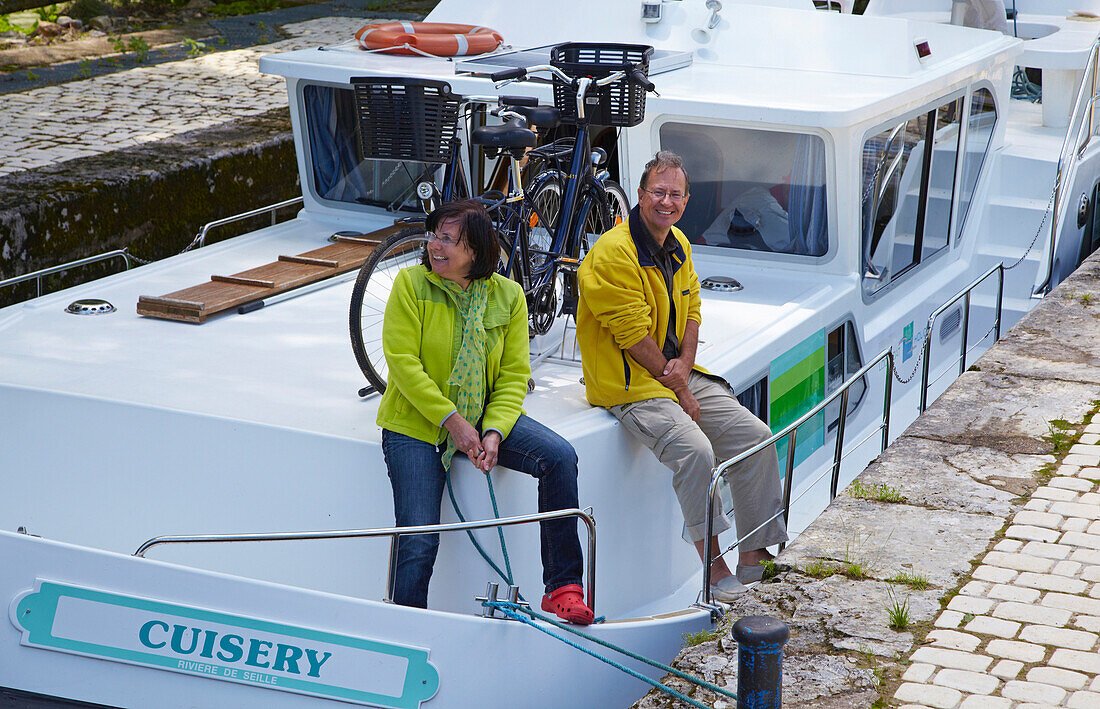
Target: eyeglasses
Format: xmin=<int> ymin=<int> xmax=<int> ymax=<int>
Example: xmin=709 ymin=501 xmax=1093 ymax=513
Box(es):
xmin=641 ymin=188 xmax=688 ymax=202
xmin=426 ymin=231 xmax=461 ymax=248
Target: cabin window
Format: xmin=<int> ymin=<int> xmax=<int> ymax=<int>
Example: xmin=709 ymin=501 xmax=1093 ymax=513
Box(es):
xmin=956 ymin=88 xmax=997 ymax=242
xmin=861 ymin=94 xmax=965 ymax=295
xmin=302 ymin=84 xmax=429 ymax=212
xmin=736 ymin=376 xmax=768 ymax=424
xmin=659 ymin=123 xmax=829 ymax=256
xmin=824 ymin=322 xmax=865 ymax=432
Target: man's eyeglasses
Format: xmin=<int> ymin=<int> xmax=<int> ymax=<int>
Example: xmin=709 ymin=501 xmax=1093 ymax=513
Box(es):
xmin=641 ymin=188 xmax=688 ymax=202
xmin=426 ymin=231 xmax=460 ymax=247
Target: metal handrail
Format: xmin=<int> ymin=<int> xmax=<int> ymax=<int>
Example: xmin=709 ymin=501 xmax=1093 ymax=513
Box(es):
xmin=700 ymin=349 xmax=894 ymax=606
xmin=0 ymin=249 xmax=133 ymax=301
xmin=134 ymin=507 xmax=598 ymax=613
xmin=1034 ymin=37 xmax=1100 ymax=296
xmin=919 ymin=264 xmax=1004 ymax=412
xmin=196 ymin=196 xmax=304 ymax=248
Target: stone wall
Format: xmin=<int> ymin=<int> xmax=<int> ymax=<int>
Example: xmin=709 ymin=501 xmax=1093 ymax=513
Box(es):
xmin=634 ymin=251 xmax=1100 ymax=708
xmin=0 ymin=109 xmax=298 ymax=306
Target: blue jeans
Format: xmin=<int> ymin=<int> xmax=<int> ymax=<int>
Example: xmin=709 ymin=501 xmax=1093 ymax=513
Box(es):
xmin=381 ymin=414 xmax=584 ymax=609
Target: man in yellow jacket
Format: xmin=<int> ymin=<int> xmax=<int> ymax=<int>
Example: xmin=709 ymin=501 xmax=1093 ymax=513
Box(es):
xmin=577 ymin=151 xmax=787 ymax=602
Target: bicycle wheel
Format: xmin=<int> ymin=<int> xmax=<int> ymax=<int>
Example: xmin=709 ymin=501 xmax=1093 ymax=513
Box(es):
xmin=349 ymin=228 xmax=429 ymax=394
xmin=602 ymin=179 xmax=630 ymax=229
xmin=527 ymin=171 xmax=562 ymax=271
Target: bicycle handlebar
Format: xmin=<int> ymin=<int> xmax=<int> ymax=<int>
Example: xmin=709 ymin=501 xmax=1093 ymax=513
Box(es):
xmin=492 ymin=63 xmax=657 ymax=96
xmin=490 ymin=67 xmax=528 ymax=82
xmin=629 ymin=67 xmax=656 ymax=93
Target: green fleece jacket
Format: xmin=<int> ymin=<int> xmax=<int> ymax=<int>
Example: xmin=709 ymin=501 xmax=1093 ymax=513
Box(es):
xmin=376 ymin=265 xmax=530 ymax=445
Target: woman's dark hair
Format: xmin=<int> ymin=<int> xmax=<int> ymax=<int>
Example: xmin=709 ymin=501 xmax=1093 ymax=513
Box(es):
xmin=422 ymin=200 xmax=499 ymax=281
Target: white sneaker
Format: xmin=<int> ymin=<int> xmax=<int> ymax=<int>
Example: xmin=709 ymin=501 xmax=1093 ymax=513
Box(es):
xmin=708 ymin=575 xmax=747 ymax=602
xmin=737 ymin=563 xmax=766 ymax=585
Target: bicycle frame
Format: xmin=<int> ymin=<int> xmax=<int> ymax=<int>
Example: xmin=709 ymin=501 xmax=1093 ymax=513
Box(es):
xmin=399 ymin=82 xmax=620 ymax=335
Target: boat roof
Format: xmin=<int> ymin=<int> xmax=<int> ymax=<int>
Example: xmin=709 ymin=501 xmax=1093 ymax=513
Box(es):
xmin=261 ymin=2 xmax=1020 ymax=128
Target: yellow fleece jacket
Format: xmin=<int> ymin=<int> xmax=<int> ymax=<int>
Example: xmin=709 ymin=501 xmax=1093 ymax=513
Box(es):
xmin=576 ymin=217 xmax=704 ymax=407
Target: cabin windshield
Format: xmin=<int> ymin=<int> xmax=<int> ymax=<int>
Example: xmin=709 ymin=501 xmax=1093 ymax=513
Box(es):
xmin=302 ymin=84 xmax=427 ymax=212
xmin=861 ymin=87 xmax=997 ymax=295
xmin=658 ymin=122 xmax=829 ymax=257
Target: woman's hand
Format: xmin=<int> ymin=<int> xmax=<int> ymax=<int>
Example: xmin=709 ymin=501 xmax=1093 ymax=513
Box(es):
xmin=443 ymin=413 xmax=483 ymax=461
xmin=475 ymin=431 xmax=502 ymax=473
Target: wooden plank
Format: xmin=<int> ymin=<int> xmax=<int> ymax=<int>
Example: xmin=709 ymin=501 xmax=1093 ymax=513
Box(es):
xmin=211 ymin=275 xmax=276 ymax=288
xmin=278 ymin=255 xmax=339 ymax=268
xmin=335 ymin=235 xmax=384 ymax=245
xmin=137 ymin=221 xmax=415 ymax=322
xmin=136 ymin=296 xmax=206 ymax=324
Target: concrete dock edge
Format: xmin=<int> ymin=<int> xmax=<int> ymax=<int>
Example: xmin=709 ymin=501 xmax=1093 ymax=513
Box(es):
xmin=636 ymin=251 xmax=1100 ymax=708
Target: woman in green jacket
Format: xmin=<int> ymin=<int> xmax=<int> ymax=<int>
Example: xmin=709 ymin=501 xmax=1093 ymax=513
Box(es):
xmin=377 ymin=200 xmax=593 ymax=625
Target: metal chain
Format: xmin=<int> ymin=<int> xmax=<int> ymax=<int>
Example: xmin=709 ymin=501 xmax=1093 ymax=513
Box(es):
xmin=890 ymin=334 xmax=928 ymax=384
xmin=890 ymin=312 xmax=1002 ymax=385
xmin=1003 ymin=180 xmax=1057 ymax=272
xmin=125 ymin=225 xmax=216 ymax=266
xmin=887 ymin=171 xmax=1058 ymax=384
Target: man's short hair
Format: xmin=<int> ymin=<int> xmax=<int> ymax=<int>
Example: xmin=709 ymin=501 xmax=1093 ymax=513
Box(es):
xmin=640 ymin=150 xmax=691 ymax=194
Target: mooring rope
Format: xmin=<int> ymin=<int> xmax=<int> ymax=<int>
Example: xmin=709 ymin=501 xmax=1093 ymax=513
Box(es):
xmin=445 ymin=467 xmax=517 ymax=590
xmin=483 ymin=599 xmax=737 ymax=709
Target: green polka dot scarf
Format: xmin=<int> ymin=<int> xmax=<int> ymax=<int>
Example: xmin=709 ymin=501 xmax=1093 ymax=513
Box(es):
xmin=431 ymin=274 xmax=490 ymax=470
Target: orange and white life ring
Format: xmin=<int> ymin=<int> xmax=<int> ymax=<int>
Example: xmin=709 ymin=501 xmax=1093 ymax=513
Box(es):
xmin=354 ymin=22 xmax=503 ymax=57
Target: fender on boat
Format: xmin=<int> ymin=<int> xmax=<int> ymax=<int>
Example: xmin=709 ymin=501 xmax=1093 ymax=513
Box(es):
xmin=355 ymin=22 xmax=504 ymax=57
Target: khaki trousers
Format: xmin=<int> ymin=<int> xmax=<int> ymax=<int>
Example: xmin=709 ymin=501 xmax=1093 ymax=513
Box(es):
xmin=610 ymin=372 xmax=789 ymax=548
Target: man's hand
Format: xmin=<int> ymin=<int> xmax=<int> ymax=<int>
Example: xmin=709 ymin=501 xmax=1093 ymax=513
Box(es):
xmin=658 ymin=357 xmax=691 ymax=392
xmin=476 ymin=431 xmax=502 ymax=472
xmin=443 ymin=413 xmax=483 ymax=461
xmin=676 ymin=388 xmax=701 ymax=422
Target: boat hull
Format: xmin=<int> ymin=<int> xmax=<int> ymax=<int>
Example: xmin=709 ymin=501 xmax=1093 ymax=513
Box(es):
xmin=1 ymin=530 xmax=711 ymax=708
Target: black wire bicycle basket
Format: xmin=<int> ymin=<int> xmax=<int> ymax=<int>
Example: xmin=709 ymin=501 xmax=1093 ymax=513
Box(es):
xmin=549 ymin=43 xmax=653 ymax=127
xmin=351 ymin=77 xmax=462 ymax=163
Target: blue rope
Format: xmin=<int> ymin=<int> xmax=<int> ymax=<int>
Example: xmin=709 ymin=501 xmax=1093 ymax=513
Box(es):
xmin=445 ymin=468 xmax=519 ymax=592
xmin=1012 ymin=67 xmax=1041 ymax=103
xmin=492 ymin=601 xmax=738 ymax=702
xmin=485 ymin=475 xmax=515 ymax=582
xmin=484 ymin=601 xmax=720 ymax=709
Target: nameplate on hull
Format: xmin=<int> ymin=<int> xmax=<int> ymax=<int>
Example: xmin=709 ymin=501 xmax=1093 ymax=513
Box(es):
xmin=9 ymin=579 xmax=439 ymax=708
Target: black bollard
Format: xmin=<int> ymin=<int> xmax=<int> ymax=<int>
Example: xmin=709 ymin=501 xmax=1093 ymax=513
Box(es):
xmin=732 ymin=615 xmax=789 ymax=709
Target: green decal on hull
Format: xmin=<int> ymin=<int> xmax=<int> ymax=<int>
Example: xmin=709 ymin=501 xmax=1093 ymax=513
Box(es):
xmin=770 ymin=329 xmax=826 ymax=471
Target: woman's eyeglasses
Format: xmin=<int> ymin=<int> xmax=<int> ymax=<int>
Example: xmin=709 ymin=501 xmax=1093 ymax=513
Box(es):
xmin=426 ymin=232 xmax=460 ymax=247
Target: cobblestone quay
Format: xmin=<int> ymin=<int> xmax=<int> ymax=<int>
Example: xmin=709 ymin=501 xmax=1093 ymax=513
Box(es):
xmin=635 ymin=252 xmax=1100 ymax=708
xmin=0 ymin=15 xmax=386 ymax=295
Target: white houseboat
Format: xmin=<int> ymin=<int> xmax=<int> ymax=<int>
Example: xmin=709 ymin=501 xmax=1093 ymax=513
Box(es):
xmin=3 ymin=1 xmax=1099 ymax=706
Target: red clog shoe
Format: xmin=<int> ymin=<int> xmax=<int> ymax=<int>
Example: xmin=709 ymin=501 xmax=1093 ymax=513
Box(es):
xmin=541 ymin=583 xmax=594 ymax=625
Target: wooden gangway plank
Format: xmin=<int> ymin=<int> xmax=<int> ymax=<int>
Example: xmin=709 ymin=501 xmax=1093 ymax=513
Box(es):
xmin=137 ymin=224 xmax=412 ymax=323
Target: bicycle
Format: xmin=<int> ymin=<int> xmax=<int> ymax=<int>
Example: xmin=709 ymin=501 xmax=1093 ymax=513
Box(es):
xmin=349 ymin=43 xmax=656 ymax=394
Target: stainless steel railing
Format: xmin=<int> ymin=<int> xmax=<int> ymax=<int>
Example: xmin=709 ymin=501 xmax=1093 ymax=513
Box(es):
xmin=1035 ymin=38 xmax=1100 ymax=296
xmin=0 ymin=197 xmax=304 ymax=306
xmin=0 ymin=249 xmax=134 ymax=301
xmin=919 ymin=263 xmax=1004 ymax=412
xmin=700 ymin=349 xmax=894 ymax=606
xmin=135 ymin=507 xmax=598 ymax=613
xmin=195 ymin=196 xmax=303 ymax=248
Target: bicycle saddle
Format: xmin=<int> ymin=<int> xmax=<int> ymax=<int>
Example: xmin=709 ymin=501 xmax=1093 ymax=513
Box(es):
xmin=512 ymin=105 xmax=561 ymax=129
xmin=471 ymin=123 xmax=539 ymax=149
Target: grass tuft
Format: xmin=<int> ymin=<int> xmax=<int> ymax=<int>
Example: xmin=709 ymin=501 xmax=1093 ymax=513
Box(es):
xmin=850 ymin=480 xmax=907 ymax=504
xmin=887 ymin=592 xmax=911 ymax=631
xmin=803 ymin=560 xmax=838 ymax=579
xmin=887 ymin=571 xmax=929 ymax=591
